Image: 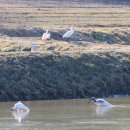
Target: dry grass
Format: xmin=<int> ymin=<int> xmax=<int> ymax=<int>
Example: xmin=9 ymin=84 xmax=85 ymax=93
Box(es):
xmin=0 ymin=1 xmax=130 ymax=28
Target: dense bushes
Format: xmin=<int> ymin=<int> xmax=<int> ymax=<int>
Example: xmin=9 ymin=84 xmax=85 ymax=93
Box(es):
xmin=0 ymin=51 xmax=130 ymax=101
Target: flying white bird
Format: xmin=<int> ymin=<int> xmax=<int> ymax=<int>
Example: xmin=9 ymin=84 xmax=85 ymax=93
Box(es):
xmin=42 ymin=30 xmax=51 ymax=40
xmin=63 ymin=27 xmax=75 ymax=38
xmin=11 ymin=101 xmax=30 ymax=112
xmin=88 ymin=97 xmax=112 ymax=106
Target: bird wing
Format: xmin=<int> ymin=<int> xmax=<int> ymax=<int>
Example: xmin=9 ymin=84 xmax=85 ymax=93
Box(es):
xmin=63 ymin=30 xmax=73 ymax=38
xmin=42 ymin=33 xmax=51 ymax=40
xmin=97 ymin=99 xmax=105 ymax=104
xmin=42 ymin=33 xmax=46 ymax=40
xmin=97 ymin=99 xmax=112 ymax=106
xmin=14 ymin=103 xmax=29 ymax=110
xmin=46 ymin=33 xmax=51 ymax=38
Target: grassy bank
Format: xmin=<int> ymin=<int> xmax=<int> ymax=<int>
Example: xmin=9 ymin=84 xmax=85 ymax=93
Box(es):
xmin=0 ymin=0 xmax=130 ymax=101
xmin=0 ymin=48 xmax=130 ymax=101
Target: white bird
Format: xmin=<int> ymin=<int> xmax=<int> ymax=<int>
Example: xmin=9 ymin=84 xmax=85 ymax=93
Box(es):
xmin=11 ymin=101 xmax=30 ymax=112
xmin=63 ymin=27 xmax=75 ymax=38
xmin=31 ymin=44 xmax=40 ymax=52
xmin=42 ymin=30 xmax=51 ymax=40
xmin=88 ymin=97 xmax=112 ymax=106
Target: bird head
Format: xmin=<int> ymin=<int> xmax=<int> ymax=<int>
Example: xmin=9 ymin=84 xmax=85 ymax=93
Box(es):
xmin=88 ymin=97 xmax=96 ymax=103
xmin=46 ymin=30 xmax=49 ymax=33
xmin=18 ymin=101 xmax=22 ymax=103
xmin=69 ymin=27 xmax=74 ymax=30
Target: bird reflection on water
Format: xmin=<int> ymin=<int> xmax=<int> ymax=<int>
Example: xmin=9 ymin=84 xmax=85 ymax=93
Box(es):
xmin=11 ymin=111 xmax=29 ymax=123
xmin=95 ymin=106 xmax=112 ymax=116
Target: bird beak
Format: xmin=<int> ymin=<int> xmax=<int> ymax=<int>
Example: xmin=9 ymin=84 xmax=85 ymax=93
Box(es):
xmin=88 ymin=98 xmax=92 ymax=103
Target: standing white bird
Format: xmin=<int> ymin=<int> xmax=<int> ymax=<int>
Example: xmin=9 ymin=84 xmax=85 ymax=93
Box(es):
xmin=88 ymin=97 xmax=112 ymax=106
xmin=11 ymin=101 xmax=30 ymax=112
xmin=42 ymin=30 xmax=51 ymax=40
xmin=63 ymin=27 xmax=75 ymax=39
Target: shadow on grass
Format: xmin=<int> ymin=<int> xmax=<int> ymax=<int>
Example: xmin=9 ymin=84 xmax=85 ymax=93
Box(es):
xmin=91 ymin=31 xmax=118 ymax=44
xmin=1 ymin=28 xmax=130 ymax=45
xmin=0 ymin=28 xmax=90 ymax=42
xmin=83 ymin=31 xmax=130 ymax=45
xmin=0 ymin=52 xmax=130 ymax=101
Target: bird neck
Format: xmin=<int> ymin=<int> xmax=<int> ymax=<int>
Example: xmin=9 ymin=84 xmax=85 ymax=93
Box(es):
xmin=92 ymin=98 xmax=96 ymax=103
xmin=71 ymin=29 xmax=74 ymax=32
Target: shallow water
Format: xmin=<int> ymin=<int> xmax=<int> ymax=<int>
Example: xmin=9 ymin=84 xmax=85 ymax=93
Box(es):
xmin=1 ymin=98 xmax=130 ymax=130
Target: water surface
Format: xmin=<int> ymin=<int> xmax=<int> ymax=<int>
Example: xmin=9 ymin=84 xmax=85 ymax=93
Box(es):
xmin=1 ymin=98 xmax=130 ymax=130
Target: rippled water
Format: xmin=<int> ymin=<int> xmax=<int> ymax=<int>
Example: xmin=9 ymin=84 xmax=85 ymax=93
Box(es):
xmin=1 ymin=98 xmax=130 ymax=130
